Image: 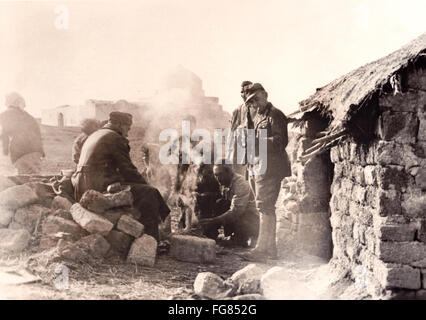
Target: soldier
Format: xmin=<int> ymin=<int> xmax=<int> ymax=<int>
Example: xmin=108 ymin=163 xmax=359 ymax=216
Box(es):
xmin=228 ymin=81 xmax=255 ymax=176
xmin=0 ymin=92 xmax=45 ymax=174
xmin=72 ymin=118 xmax=101 ymax=164
xmin=71 ymin=111 xmax=170 ymax=241
xmin=199 ymin=162 xmax=259 ymax=247
xmin=241 ymin=83 xmax=291 ymax=261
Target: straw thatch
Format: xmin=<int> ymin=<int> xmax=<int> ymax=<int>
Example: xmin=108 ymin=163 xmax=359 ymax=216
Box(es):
xmin=298 ymin=32 xmax=426 ymax=163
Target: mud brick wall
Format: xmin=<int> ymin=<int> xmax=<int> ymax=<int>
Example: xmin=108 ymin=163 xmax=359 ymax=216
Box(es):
xmin=329 ymin=67 xmax=426 ymax=299
xmin=277 ymin=129 xmax=333 ymax=260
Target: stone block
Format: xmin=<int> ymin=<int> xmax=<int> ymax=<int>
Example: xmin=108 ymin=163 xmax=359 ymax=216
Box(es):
xmin=377 ymin=241 xmax=426 ymax=267
xmin=193 ymin=272 xmax=231 ymax=299
xmin=372 ymin=189 xmax=402 ymax=216
xmin=52 ymin=209 xmax=73 ymax=220
xmin=402 ymin=193 xmax=426 ymax=218
xmin=79 ymin=189 xmax=133 ymax=214
xmin=419 ymin=220 xmax=426 ymax=243
xmin=0 ymin=176 xmax=16 ymax=193
xmin=77 ymin=234 xmax=110 ymax=258
xmin=0 ymin=228 xmax=31 ymax=252
xmin=70 ymin=203 xmax=113 ymax=235
xmin=376 ymin=141 xmax=420 ymax=169
xmin=51 ymin=196 xmax=73 ymax=211
xmin=0 ymin=206 xmax=14 ymax=228
xmin=422 ymin=269 xmax=426 ymax=289
xmin=127 ymin=234 xmax=157 ymax=267
xmin=415 ymin=168 xmax=426 ymax=190
xmin=377 ymin=166 xmax=411 ymax=191
xmin=364 ymin=166 xmax=378 ymax=186
xmin=39 ymin=232 xmax=75 ymax=250
xmin=373 ymin=216 xmax=417 ymax=242
xmin=229 ymin=264 xmax=268 ymax=288
xmin=169 ymin=235 xmax=216 ymax=263
xmin=377 ymin=111 xmax=418 ymax=144
xmin=42 ymin=215 xmax=87 ymax=240
xmin=375 ymin=261 xmax=421 ymax=290
xmin=14 ymin=204 xmax=50 ymax=233
xmin=117 ymin=215 xmax=144 ymax=238
xmin=103 ymin=210 xmax=124 ymax=225
xmin=0 ymin=185 xmax=38 ymax=210
xmin=379 ymin=88 xmax=426 ymax=112
xmin=105 ymin=230 xmax=133 ymax=254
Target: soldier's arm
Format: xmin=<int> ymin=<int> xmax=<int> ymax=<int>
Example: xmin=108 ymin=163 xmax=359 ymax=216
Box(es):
xmin=269 ymin=111 xmax=288 ymax=151
xmin=113 ymin=136 xmax=147 ymax=184
xmin=199 ymin=177 xmax=250 ymax=225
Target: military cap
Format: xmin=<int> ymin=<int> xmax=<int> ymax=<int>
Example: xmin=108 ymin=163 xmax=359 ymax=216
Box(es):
xmin=240 ymin=81 xmax=253 ymax=94
xmin=245 ymin=83 xmax=266 ymax=103
xmin=109 ymin=111 xmax=133 ymax=125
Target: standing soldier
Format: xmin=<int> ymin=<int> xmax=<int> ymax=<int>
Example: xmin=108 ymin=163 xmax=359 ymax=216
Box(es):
xmin=0 ymin=92 xmax=45 ymax=174
xmin=241 ymin=83 xmax=291 ymax=261
xmin=228 ymin=81 xmax=255 ymax=176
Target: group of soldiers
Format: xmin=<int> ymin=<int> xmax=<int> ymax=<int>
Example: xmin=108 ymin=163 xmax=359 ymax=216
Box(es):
xmin=0 ymin=82 xmax=291 ymax=262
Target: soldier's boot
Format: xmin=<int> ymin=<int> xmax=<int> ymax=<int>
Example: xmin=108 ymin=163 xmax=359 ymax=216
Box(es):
xmin=240 ymin=213 xmax=269 ymax=262
xmin=266 ymin=213 xmax=278 ymax=260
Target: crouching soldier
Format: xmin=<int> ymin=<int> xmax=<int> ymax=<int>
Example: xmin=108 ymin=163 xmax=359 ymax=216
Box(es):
xmin=71 ymin=111 xmax=170 ymax=241
xmin=199 ymin=162 xmax=259 ymax=247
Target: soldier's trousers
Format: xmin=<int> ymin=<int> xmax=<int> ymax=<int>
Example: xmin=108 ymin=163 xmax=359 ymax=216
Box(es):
xmin=249 ymin=174 xmax=282 ymax=216
xmin=130 ymin=183 xmax=171 ymax=242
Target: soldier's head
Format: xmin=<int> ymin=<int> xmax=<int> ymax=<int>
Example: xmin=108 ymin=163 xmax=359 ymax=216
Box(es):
xmin=240 ymin=81 xmax=253 ymax=101
xmin=5 ymin=92 xmax=25 ymax=110
xmin=213 ymin=162 xmax=233 ymax=187
xmin=108 ymin=111 xmax=133 ymax=137
xmin=245 ymin=83 xmax=268 ymax=111
xmin=80 ymin=118 xmax=101 ymax=135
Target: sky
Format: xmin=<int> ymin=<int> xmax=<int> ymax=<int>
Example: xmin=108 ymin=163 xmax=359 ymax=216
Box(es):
xmin=1 ymin=0 xmax=426 ymax=117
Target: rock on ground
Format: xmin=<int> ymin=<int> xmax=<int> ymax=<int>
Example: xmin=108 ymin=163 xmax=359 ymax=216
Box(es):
xmin=0 ymin=185 xmax=38 ymax=211
xmin=0 ymin=176 xmax=16 ymax=193
xmin=105 ymin=230 xmax=133 ymax=255
xmin=42 ymin=215 xmax=87 ymax=240
xmin=0 ymin=206 xmax=14 ymax=227
xmin=229 ymin=264 xmax=268 ymax=288
xmin=77 ymin=234 xmax=111 ymax=258
xmin=51 ymin=196 xmax=73 ymax=211
xmin=193 ymin=272 xmax=233 ymax=299
xmin=70 ymin=203 xmax=113 ymax=235
xmin=0 ymin=228 xmax=31 ymax=252
xmin=79 ymin=189 xmax=133 ymax=214
xmin=14 ymin=204 xmax=51 ymax=233
xmin=127 ymin=234 xmax=157 ymax=267
xmin=117 ymin=215 xmax=144 ymax=238
xmin=169 ymin=235 xmax=216 ymax=263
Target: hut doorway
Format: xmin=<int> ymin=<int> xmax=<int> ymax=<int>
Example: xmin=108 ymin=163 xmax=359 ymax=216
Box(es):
xmin=57 ymin=113 xmax=64 ymax=128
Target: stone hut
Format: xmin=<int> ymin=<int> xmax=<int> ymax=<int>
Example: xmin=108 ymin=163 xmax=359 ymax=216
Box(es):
xmin=278 ymin=32 xmax=426 ymax=299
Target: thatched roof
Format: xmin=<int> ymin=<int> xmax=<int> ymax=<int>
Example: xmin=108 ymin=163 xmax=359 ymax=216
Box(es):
xmin=298 ymin=32 xmax=426 ymax=163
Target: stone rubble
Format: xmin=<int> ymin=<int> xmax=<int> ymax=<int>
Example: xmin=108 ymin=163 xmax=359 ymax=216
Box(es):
xmin=169 ymin=235 xmax=216 ymax=263
xmin=127 ymin=234 xmax=157 ymax=267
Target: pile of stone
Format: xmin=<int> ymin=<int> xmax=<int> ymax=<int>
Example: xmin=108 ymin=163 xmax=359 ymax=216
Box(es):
xmin=193 ymin=264 xmax=295 ymax=300
xmin=0 ymin=177 xmax=158 ymax=268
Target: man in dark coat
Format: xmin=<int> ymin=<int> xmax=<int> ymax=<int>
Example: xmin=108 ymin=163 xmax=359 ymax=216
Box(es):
xmin=0 ymin=92 xmax=45 ymax=174
xmin=241 ymin=83 xmax=291 ymax=261
xmin=71 ymin=111 xmax=170 ymax=241
xmin=72 ymin=118 xmax=101 ymax=164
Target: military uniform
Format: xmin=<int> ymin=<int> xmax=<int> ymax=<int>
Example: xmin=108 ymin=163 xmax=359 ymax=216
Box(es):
xmin=200 ymin=172 xmax=259 ymax=246
xmin=71 ymin=113 xmax=170 ymax=241
xmin=242 ymin=83 xmax=291 ymax=260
